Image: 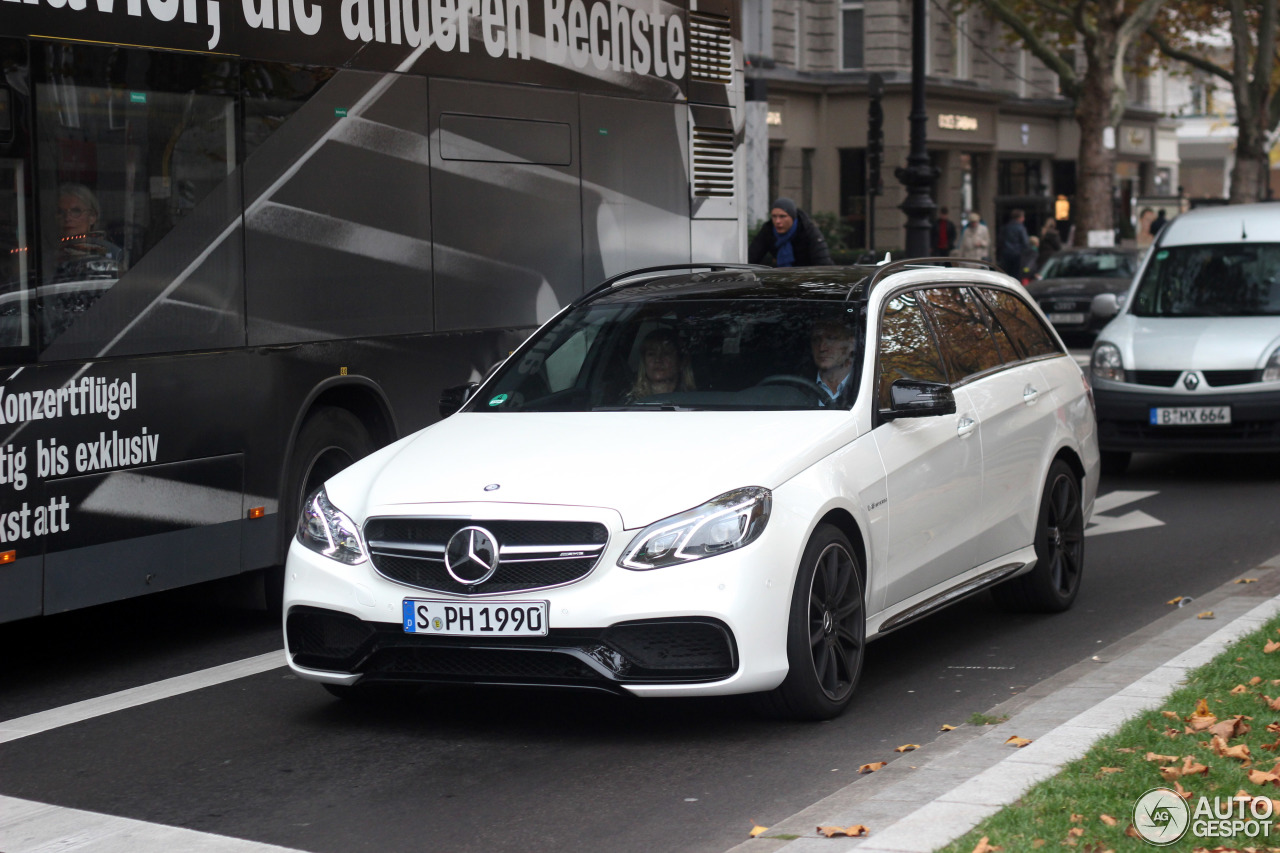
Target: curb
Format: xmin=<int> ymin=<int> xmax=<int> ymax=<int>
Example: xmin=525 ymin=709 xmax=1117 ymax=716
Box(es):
xmin=724 ymin=551 xmax=1280 ymax=852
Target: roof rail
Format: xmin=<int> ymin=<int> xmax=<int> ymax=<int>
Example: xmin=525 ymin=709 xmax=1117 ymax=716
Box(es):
xmin=575 ymin=262 xmax=770 ymax=307
xmin=865 ymin=256 xmax=1003 ymax=298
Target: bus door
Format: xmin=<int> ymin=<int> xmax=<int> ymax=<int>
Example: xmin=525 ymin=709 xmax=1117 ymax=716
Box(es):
xmin=0 ymin=37 xmax=42 ymax=622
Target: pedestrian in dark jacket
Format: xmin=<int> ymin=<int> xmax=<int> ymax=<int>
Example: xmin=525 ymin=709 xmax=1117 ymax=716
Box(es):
xmin=748 ymin=198 xmax=833 ymax=267
xmin=932 ymin=207 xmax=957 ymax=255
xmin=998 ymin=209 xmax=1031 ymax=278
xmin=1037 ymin=219 xmax=1062 ymax=270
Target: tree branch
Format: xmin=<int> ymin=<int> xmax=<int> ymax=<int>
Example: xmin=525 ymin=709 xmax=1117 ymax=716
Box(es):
xmin=1145 ymin=26 xmax=1231 ymax=81
xmin=975 ymin=0 xmax=1081 ymax=95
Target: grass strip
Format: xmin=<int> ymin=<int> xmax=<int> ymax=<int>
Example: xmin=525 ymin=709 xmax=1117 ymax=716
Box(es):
xmin=937 ymin=613 xmax=1280 ymax=853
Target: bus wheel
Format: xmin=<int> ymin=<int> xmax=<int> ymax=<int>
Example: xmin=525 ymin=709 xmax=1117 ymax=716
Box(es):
xmin=266 ymin=407 xmax=376 ymax=617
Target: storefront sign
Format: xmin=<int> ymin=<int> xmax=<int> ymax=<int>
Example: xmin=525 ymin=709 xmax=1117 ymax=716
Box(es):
xmin=1120 ymin=125 xmax=1152 ymax=155
xmin=767 ymin=110 xmax=782 ymax=127
xmin=938 ymin=114 xmax=979 ymax=131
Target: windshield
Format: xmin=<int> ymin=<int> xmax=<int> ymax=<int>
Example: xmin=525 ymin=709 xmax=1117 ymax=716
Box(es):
xmin=1039 ymin=252 xmax=1135 ymax=279
xmin=1131 ymin=243 xmax=1280 ymax=317
xmin=469 ymin=298 xmax=862 ymax=412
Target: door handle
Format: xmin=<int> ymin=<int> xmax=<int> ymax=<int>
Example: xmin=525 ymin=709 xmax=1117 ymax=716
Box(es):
xmin=1023 ymin=385 xmax=1039 ymax=405
xmin=957 ymin=416 xmax=976 ymax=438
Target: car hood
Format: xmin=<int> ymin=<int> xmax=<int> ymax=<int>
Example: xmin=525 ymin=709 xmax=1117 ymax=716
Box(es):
xmin=326 ymin=411 xmax=858 ymax=529
xmin=1029 ymin=277 xmax=1128 ymax=297
xmin=1118 ymin=315 xmax=1280 ymax=369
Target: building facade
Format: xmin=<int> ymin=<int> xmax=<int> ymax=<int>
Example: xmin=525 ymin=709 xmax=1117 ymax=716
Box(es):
xmin=742 ymin=0 xmax=1181 ymax=254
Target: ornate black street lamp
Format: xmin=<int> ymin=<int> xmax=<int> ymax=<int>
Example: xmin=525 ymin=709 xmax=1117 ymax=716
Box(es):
xmin=894 ymin=0 xmax=937 ymax=258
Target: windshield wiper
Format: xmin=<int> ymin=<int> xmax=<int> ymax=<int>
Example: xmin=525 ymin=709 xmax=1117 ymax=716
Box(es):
xmin=592 ymin=404 xmax=699 ymax=412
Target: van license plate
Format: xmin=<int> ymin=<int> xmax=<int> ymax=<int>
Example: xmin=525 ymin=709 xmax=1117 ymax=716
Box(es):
xmin=1047 ymin=312 xmax=1085 ymax=326
xmin=402 ymin=599 xmax=549 ymax=636
xmin=1149 ymin=406 xmax=1231 ymax=426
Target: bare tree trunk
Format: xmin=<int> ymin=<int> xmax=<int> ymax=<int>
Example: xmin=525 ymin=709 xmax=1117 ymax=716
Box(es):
xmin=1072 ymin=42 xmax=1116 ymax=246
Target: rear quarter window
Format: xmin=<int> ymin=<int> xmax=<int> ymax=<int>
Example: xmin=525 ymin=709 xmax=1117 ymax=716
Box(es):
xmin=979 ymin=287 xmax=1063 ymax=358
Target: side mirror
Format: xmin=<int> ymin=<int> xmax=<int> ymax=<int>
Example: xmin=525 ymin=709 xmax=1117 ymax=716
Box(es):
xmin=880 ymin=379 xmax=956 ymax=421
xmin=438 ymin=382 xmax=479 ymax=418
xmin=1091 ymin=292 xmax=1120 ymax=320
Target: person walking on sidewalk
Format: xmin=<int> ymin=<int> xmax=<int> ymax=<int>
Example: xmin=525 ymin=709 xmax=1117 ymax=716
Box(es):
xmin=748 ymin=197 xmax=833 ymax=267
xmin=958 ymin=211 xmax=991 ymax=262
xmin=932 ymin=207 xmax=957 ymax=256
xmin=998 ymin=209 xmax=1031 ymax=278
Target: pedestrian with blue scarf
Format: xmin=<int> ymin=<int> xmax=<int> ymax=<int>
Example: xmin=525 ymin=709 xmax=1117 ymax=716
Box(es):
xmin=748 ymin=198 xmax=833 ymax=268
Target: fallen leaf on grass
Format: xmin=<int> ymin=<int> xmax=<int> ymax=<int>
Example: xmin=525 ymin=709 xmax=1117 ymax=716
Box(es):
xmin=1161 ymin=756 xmax=1210 ymax=780
xmin=1031 ymin=840 xmax=1046 ymax=849
xmin=1198 ymin=611 xmax=1215 ymax=619
xmin=1099 ymin=814 xmax=1117 ymax=826
xmin=1114 ymin=747 xmax=1136 ymax=754
xmin=1269 ymin=723 xmax=1280 ymax=733
xmin=1232 ymin=684 xmax=1250 ymax=694
xmin=894 ymin=744 xmax=919 ymax=753
xmin=1125 ymin=824 xmax=1141 ymax=838
xmin=940 ymin=724 xmax=956 ymax=731
xmin=1098 ymin=767 xmax=1124 ymax=774
xmin=748 ymin=822 xmax=769 ymax=838
xmin=1266 ymin=640 xmax=1280 ymax=654
xmin=1162 ymin=710 xmax=1181 ymax=720
xmin=970 ymin=836 xmax=1002 ymax=853
xmin=1247 ymin=766 xmax=1280 ymax=785
xmin=1252 ymin=677 xmax=1265 ymax=686
xmin=1163 ymin=727 xmax=1182 ymax=738
xmin=1209 ymin=715 xmax=1251 ymax=739
xmin=1005 ymin=735 xmax=1032 ymax=748
xmin=1067 ymin=827 xmax=1084 ymax=838
xmin=1070 ymin=814 xmax=1083 ymax=823
xmin=1188 ymin=698 xmax=1218 ymax=731
xmin=816 ymin=824 xmax=868 ymax=838
xmin=1173 ymin=781 xmax=1195 ymax=799
xmin=858 ymin=762 xmax=886 ymax=774
xmin=1262 ymin=695 xmax=1280 ymax=712
xmin=1210 ymin=735 xmax=1252 ymax=763
xmin=1146 ymin=751 xmax=1180 ymax=763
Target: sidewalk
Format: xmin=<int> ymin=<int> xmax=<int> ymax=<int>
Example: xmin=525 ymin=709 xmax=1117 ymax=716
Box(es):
xmin=725 ymin=551 xmax=1280 ymax=853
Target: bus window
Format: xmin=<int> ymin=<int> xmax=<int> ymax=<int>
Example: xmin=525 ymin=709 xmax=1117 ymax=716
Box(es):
xmin=0 ymin=156 xmax=30 ymax=348
xmin=33 ymin=44 xmax=241 ymax=358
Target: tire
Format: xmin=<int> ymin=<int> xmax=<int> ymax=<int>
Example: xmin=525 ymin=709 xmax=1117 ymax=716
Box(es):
xmin=991 ymin=460 xmax=1085 ymax=613
xmin=754 ymin=524 xmax=866 ymax=721
xmin=1100 ymin=450 xmax=1131 ymax=477
xmin=265 ymin=407 xmax=377 ymax=616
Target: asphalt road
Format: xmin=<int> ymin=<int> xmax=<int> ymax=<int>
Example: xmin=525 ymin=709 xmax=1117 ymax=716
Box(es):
xmin=3 ymin=451 xmax=1280 ymax=853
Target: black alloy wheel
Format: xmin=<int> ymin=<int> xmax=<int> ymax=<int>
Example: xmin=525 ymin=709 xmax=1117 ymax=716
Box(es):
xmin=992 ymin=459 xmax=1085 ymax=613
xmin=755 ymin=524 xmax=865 ymax=720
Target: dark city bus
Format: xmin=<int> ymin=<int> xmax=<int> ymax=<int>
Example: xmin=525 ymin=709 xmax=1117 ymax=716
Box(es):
xmin=0 ymin=0 xmax=743 ymax=622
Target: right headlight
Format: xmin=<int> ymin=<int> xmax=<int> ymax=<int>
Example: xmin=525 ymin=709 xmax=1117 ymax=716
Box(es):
xmin=297 ymin=487 xmax=367 ymax=565
xmin=1264 ymin=346 xmax=1280 ymax=383
xmin=1091 ymin=343 xmax=1125 ymax=383
xmin=619 ymin=487 xmax=771 ymax=570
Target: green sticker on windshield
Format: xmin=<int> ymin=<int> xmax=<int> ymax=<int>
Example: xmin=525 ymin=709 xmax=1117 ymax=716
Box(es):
xmin=488 ymin=394 xmax=508 ymax=407
xmin=1156 ymin=250 xmax=1169 ymax=260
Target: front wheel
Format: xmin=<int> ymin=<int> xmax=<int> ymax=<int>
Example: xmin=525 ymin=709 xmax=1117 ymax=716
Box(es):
xmin=991 ymin=459 xmax=1085 ymax=613
xmin=755 ymin=524 xmax=865 ymax=721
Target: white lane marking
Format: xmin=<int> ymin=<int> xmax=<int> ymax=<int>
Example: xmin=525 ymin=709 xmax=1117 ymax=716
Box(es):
xmin=0 ymin=651 xmax=284 ymax=745
xmin=1087 ymin=490 xmax=1165 ymax=538
xmin=0 ymin=794 xmax=306 ymax=852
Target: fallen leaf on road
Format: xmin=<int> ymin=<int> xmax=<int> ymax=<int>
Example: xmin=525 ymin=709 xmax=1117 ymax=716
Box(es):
xmin=940 ymin=724 xmax=956 ymax=731
xmin=1005 ymin=735 xmax=1032 ymax=748
xmin=816 ymin=824 xmax=868 ymax=838
xmin=1167 ymin=596 xmax=1186 ymax=605
xmin=970 ymin=836 xmax=1001 ymax=853
xmin=894 ymin=744 xmax=919 ymax=753
xmin=1198 ymin=611 xmax=1215 ymax=619
xmin=749 ymin=822 xmax=768 ymax=838
xmin=858 ymin=762 xmax=886 ymax=773
xmin=1236 ymin=578 xmax=1259 ymax=584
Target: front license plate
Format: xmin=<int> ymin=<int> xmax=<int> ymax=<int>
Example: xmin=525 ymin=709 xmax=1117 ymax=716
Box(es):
xmin=1149 ymin=406 xmax=1232 ymax=426
xmin=1047 ymin=312 xmax=1086 ymax=326
xmin=402 ymin=599 xmax=549 ymax=636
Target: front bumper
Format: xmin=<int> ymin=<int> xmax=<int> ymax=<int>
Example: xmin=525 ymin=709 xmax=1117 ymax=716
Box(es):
xmin=1094 ymin=386 xmax=1280 ymax=452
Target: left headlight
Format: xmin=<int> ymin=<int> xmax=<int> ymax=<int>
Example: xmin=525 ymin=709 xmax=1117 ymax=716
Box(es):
xmin=297 ymin=487 xmax=367 ymax=565
xmin=619 ymin=487 xmax=771 ymax=571
xmin=1264 ymin=346 xmax=1280 ymax=383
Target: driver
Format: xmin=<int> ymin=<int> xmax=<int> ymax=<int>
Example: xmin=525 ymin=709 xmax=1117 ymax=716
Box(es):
xmin=811 ymin=318 xmax=857 ymax=405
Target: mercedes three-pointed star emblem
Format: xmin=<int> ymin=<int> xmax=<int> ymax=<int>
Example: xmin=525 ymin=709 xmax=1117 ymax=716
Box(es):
xmin=444 ymin=526 xmax=500 ymax=585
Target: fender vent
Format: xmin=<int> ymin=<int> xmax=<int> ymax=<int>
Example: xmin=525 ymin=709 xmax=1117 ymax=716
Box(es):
xmin=692 ymin=126 xmax=735 ymax=198
xmin=688 ymin=12 xmax=733 ymax=84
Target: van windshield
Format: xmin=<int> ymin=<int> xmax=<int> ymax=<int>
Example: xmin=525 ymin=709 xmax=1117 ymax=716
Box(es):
xmin=468 ymin=299 xmax=862 ymax=412
xmin=1132 ymin=243 xmax=1280 ymax=317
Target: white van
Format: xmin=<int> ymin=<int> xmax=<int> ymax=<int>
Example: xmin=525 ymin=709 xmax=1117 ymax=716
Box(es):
xmin=1090 ymin=203 xmax=1280 ymax=473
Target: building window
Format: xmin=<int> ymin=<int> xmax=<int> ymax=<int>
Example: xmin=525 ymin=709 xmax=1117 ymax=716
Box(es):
xmin=795 ymin=5 xmax=806 ymax=70
xmin=998 ymin=159 xmax=1043 ymax=197
xmin=841 ymin=1 xmax=864 ymax=70
xmin=952 ymin=10 xmax=970 ymax=79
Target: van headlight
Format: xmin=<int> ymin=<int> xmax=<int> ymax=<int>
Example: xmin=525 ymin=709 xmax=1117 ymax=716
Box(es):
xmin=297 ymin=487 xmax=367 ymax=565
xmin=1264 ymin=347 xmax=1280 ymax=383
xmin=619 ymin=487 xmax=771 ymax=570
xmin=1091 ymin=343 xmax=1125 ymax=383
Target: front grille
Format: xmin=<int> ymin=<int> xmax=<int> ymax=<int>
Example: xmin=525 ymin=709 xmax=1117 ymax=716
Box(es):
xmin=1129 ymin=370 xmax=1181 ymax=387
xmin=287 ymin=608 xmax=738 ymax=689
xmin=364 ymin=518 xmax=609 ymax=595
xmin=1203 ymin=370 xmax=1259 ymax=387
